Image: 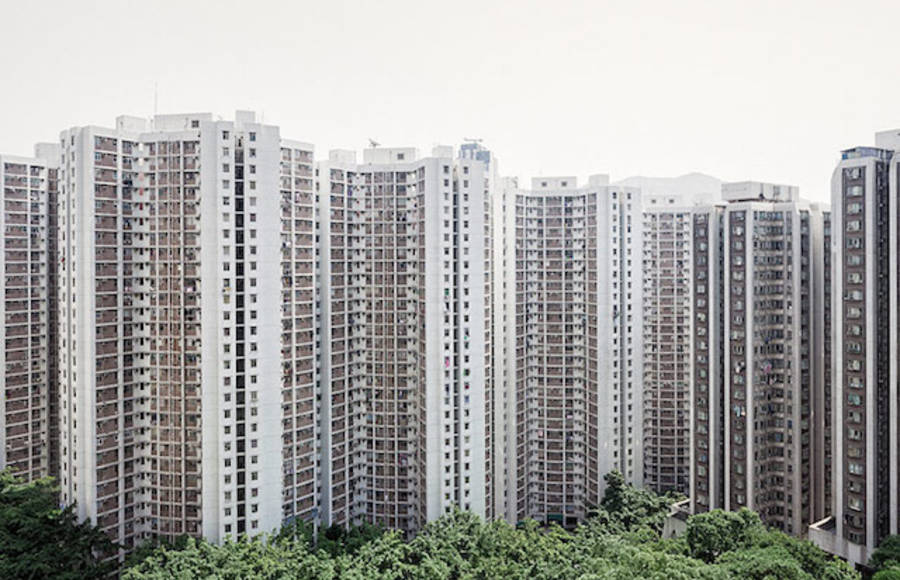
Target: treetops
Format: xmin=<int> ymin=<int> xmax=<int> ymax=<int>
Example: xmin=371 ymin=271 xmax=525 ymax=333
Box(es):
xmin=123 ymin=472 xmax=859 ymax=580
xmin=0 ymin=469 xmax=862 ymax=579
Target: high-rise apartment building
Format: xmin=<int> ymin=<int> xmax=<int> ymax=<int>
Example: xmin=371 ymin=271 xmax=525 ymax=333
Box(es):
xmin=492 ymin=175 xmax=520 ymax=523
xmin=278 ymin=136 xmax=318 ymax=529
xmin=19 ymin=107 xmax=861 ymax=555
xmin=640 ymin=176 xmax=722 ymax=495
xmin=56 ymin=112 xmax=315 ymax=549
xmin=0 ymin=145 xmax=60 ymax=482
xmin=314 ymin=144 xmax=495 ymax=533
xmin=810 ymin=130 xmax=900 ymax=566
xmin=5 ymin=106 xmax=852 ymax=560
xmin=514 ymin=175 xmax=642 ymax=527
xmin=689 ymin=182 xmax=829 ymax=535
xmin=642 ymin=207 xmax=698 ymax=495
xmin=811 ymin=208 xmax=832 ymax=525
xmin=689 ymin=203 xmax=726 ymax=512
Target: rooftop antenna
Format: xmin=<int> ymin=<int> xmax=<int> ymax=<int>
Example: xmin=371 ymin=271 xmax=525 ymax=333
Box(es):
xmin=368 ymin=138 xmax=380 ymax=148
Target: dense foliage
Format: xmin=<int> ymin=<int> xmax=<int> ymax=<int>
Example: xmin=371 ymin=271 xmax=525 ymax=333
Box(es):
xmin=0 ymin=468 xmax=859 ymax=579
xmin=871 ymin=535 xmax=900 ymax=579
xmin=123 ymin=471 xmax=859 ymax=579
xmin=0 ymin=469 xmax=116 ymax=579
xmin=590 ymin=470 xmax=674 ymax=534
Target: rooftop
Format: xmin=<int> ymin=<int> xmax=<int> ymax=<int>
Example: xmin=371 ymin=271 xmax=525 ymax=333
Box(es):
xmin=721 ymin=181 xmax=798 ymax=202
xmin=841 ymin=146 xmax=894 ymax=162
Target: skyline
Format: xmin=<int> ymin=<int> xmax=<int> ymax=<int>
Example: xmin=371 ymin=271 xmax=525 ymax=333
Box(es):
xmin=0 ymin=107 xmax=889 ymax=564
xmin=3 ymin=0 xmax=900 ymax=574
xmin=2 ymin=0 xmax=900 ymax=203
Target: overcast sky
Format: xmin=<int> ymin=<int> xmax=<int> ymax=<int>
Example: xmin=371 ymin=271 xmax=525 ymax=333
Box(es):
xmin=2 ymin=0 xmax=899 ymax=202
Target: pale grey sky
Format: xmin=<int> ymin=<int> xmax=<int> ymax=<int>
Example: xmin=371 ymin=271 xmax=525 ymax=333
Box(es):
xmin=2 ymin=0 xmax=899 ymax=202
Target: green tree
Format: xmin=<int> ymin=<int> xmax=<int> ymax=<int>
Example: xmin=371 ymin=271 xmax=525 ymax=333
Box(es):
xmin=592 ymin=470 xmax=673 ymax=534
xmin=684 ymin=508 xmax=763 ymax=563
xmin=715 ymin=545 xmax=810 ymax=579
xmin=121 ymin=475 xmax=862 ymax=580
xmin=273 ymin=518 xmax=314 ymax=544
xmin=0 ymin=469 xmax=117 ymax=579
xmin=874 ymin=567 xmax=900 ymax=580
xmin=123 ymin=533 xmax=193 ymax=569
xmin=316 ymin=522 xmax=384 ymax=557
xmin=871 ymin=535 xmax=900 ymax=571
xmin=682 ymin=508 xmax=857 ymax=579
xmin=123 ymin=535 xmax=335 ymax=579
xmin=750 ymin=530 xmax=858 ymax=580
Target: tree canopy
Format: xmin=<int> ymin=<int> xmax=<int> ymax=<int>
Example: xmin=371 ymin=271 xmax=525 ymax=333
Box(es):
xmin=0 ymin=469 xmax=116 ymax=579
xmin=871 ymin=535 xmax=900 ymax=572
xmin=122 ymin=471 xmax=860 ymax=580
xmin=684 ymin=507 xmax=763 ymax=563
xmin=0 ymin=468 xmax=859 ymax=579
